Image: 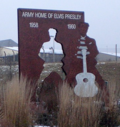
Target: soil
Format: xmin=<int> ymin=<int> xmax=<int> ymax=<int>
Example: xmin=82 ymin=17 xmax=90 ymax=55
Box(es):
xmin=96 ymin=62 xmax=120 ymax=83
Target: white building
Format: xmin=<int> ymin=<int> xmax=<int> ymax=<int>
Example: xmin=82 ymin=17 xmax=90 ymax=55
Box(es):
xmin=0 ymin=39 xmax=18 ymax=63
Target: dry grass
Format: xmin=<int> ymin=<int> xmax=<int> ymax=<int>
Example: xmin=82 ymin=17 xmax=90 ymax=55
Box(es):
xmin=58 ymin=82 xmax=103 ymax=127
xmin=0 ymin=75 xmax=33 ymax=127
xmin=0 ymin=73 xmax=120 ymax=126
xmin=99 ymin=80 xmax=120 ymax=127
xmin=57 ymin=81 xmax=120 ymax=127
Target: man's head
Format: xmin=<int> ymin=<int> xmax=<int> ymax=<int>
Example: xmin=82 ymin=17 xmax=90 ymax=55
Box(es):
xmin=79 ymin=22 xmax=89 ymax=37
xmin=48 ymin=28 xmax=57 ymax=38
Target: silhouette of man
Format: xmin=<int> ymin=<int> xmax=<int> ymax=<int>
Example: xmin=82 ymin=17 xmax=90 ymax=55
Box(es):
xmin=64 ymin=22 xmax=109 ymax=104
xmin=38 ymin=28 xmax=65 ymax=82
xmin=66 ymin=22 xmax=107 ymax=90
xmin=40 ymin=28 xmax=63 ymax=62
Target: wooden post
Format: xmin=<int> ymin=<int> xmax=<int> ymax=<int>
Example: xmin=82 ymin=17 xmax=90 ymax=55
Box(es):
xmin=115 ymin=44 xmax=117 ymax=62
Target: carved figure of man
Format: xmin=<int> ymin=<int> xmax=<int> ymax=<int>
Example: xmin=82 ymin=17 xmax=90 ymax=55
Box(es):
xmin=66 ymin=22 xmax=107 ymax=95
xmin=40 ymin=28 xmax=63 ymax=62
xmin=38 ymin=28 xmax=65 ymax=82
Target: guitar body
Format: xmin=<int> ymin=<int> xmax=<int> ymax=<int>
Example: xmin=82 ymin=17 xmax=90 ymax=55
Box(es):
xmin=74 ymin=46 xmax=98 ymax=97
xmin=74 ymin=72 xmax=98 ymax=97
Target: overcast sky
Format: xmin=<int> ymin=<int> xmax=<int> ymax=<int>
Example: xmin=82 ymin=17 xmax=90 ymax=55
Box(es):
xmin=0 ymin=0 xmax=120 ymax=53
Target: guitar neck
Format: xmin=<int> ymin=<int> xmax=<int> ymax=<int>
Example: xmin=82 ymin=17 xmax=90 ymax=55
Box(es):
xmin=82 ymin=49 xmax=87 ymax=73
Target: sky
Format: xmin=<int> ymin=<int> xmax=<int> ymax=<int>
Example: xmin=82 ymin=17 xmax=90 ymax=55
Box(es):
xmin=0 ymin=0 xmax=120 ymax=53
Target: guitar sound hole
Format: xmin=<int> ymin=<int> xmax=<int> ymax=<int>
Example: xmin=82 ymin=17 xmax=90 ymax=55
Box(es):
xmin=83 ymin=78 xmax=88 ymax=83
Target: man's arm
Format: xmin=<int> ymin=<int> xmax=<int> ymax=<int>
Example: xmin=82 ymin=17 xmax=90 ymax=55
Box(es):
xmin=88 ymin=38 xmax=99 ymax=58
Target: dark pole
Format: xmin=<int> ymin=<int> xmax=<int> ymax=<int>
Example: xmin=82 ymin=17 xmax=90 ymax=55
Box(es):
xmin=49 ymin=47 xmax=55 ymax=62
xmin=4 ymin=51 xmax=6 ymax=64
xmin=42 ymin=47 xmax=45 ymax=61
xmin=116 ymin=44 xmax=117 ymax=62
xmin=12 ymin=50 xmax=15 ymax=62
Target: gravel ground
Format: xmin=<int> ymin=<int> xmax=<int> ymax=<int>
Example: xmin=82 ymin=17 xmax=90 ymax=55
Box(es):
xmin=0 ymin=65 xmax=19 ymax=84
xmin=0 ymin=62 xmax=120 ymax=84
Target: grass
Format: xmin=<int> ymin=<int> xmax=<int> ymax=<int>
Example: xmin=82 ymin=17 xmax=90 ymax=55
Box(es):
xmin=1 ymin=78 xmax=120 ymax=127
xmin=99 ymin=80 xmax=120 ymax=127
xmin=0 ymin=63 xmax=120 ymax=126
xmin=57 ymin=82 xmax=103 ymax=127
xmin=0 ymin=75 xmax=33 ymax=127
xmin=57 ymin=81 xmax=120 ymax=127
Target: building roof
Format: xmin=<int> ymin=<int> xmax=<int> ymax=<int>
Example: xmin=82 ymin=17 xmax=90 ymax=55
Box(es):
xmin=4 ymin=47 xmax=18 ymax=51
xmin=101 ymin=52 xmax=120 ymax=57
xmin=0 ymin=39 xmax=18 ymax=47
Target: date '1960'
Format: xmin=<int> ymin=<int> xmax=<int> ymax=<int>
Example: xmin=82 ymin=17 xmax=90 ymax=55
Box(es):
xmin=67 ymin=24 xmax=76 ymax=29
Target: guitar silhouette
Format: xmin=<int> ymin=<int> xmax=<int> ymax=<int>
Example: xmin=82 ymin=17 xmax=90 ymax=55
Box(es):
xmin=74 ymin=46 xmax=98 ymax=97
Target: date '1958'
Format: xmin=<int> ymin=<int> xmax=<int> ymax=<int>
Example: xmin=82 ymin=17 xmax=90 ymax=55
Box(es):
xmin=29 ymin=22 xmax=39 ymax=28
